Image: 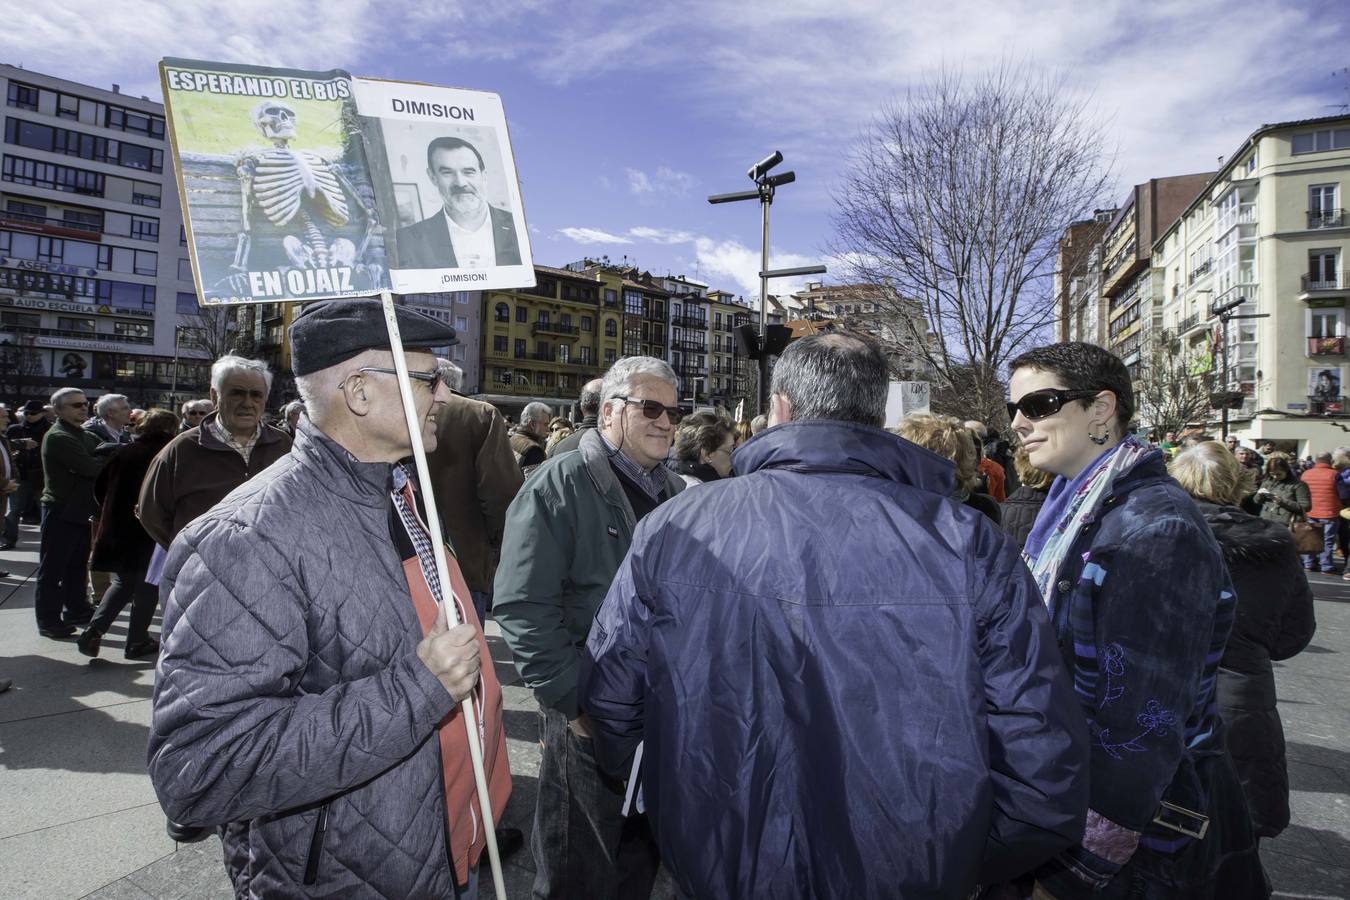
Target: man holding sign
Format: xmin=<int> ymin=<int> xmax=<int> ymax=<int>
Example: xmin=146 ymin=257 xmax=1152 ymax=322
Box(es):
xmin=148 ymin=299 xmax=510 ymax=897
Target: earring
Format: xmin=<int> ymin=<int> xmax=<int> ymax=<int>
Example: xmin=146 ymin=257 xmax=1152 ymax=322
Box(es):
xmin=1089 ymin=424 xmax=1109 ymax=446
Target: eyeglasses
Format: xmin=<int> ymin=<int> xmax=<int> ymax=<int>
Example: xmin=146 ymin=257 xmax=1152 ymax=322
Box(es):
xmin=339 ymin=367 xmax=443 ymax=389
xmin=1006 ymin=389 xmax=1101 ymax=423
xmin=616 ymin=396 xmax=683 ymax=424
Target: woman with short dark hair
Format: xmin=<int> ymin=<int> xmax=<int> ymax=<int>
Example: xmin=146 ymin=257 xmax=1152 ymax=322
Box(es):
xmin=1008 ymin=341 xmax=1266 ymax=898
xmin=668 ymin=411 xmax=736 ymax=485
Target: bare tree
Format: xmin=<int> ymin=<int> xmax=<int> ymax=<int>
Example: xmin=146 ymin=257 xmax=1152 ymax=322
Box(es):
xmin=831 ymin=61 xmax=1114 ymax=423
xmin=1133 ymin=330 xmax=1217 ymax=438
xmin=172 ymin=304 xmax=242 ymax=396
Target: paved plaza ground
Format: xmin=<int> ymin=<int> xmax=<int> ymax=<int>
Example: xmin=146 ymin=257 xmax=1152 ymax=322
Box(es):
xmin=0 ymin=521 xmax=1347 ymax=898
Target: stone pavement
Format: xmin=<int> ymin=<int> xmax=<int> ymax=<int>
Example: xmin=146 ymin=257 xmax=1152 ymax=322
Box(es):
xmin=0 ymin=520 xmax=1347 ymax=898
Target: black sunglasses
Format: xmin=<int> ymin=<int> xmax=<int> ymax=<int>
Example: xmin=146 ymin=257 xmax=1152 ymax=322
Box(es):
xmin=617 ymin=396 xmax=683 ymax=424
xmin=1007 ymin=389 xmax=1101 ymax=423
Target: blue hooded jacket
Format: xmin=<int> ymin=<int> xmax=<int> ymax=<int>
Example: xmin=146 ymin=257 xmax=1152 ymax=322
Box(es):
xmin=581 ymin=421 xmax=1089 ymax=899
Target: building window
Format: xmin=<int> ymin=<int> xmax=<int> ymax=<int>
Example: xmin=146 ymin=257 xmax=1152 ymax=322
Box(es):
xmin=516 ymin=305 xmax=527 ymax=322
xmin=105 ymin=106 xmax=165 ymax=139
xmin=493 ymin=335 xmax=507 ymax=352
xmin=7 ymin=199 xmax=46 ymax=220
xmin=1310 ymin=250 xmax=1340 ymax=287
xmin=452 ymin=344 xmax=465 ymax=362
xmin=537 ymin=309 xmax=549 ymax=325
xmin=1310 ymin=184 xmax=1341 ymax=228
xmin=176 ymin=257 xmax=191 ymax=280
xmin=494 ymin=302 xmax=509 ymax=321
xmin=131 ymin=184 xmax=161 ymax=207
xmin=129 ymin=215 xmax=159 ymax=241
xmin=55 ymin=93 xmax=80 ymax=120
xmin=581 ymin=315 xmax=592 ymax=332
xmin=579 ymin=346 xmax=592 ymax=364
xmin=605 ymin=318 xmax=617 ymax=337
xmin=63 ymin=208 xmax=103 ymax=232
xmin=179 ymin=225 xmax=187 ymax=247
xmin=455 ymin=315 xmax=467 ymax=332
xmin=114 ymin=320 xmax=152 ymax=339
xmin=6 ymin=83 xmax=39 ymax=111
xmin=177 ymin=291 xmax=198 ymax=314
xmin=4 ymin=117 xmax=163 ymax=172
xmin=514 ymin=338 xmax=526 ymax=358
xmin=560 ymin=313 xmax=571 ymax=329
xmin=1292 ymin=128 xmax=1350 ymax=155
xmin=604 ymin=348 xmax=616 ymax=364
xmin=57 ymin=316 xmax=96 ymax=333
xmin=2 ymin=155 xmax=105 ymax=196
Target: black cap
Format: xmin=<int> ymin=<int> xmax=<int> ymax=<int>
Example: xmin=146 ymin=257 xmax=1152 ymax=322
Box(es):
xmin=22 ymin=400 xmax=44 ymax=414
xmin=288 ymin=299 xmax=457 ymax=377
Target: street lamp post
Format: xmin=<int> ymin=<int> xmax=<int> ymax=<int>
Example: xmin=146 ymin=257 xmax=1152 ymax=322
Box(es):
xmin=1211 ymin=296 xmax=1270 ymax=440
xmin=709 ymin=152 xmax=826 ymax=415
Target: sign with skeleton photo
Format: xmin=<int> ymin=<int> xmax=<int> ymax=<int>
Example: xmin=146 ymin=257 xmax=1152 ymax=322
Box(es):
xmin=161 ymin=59 xmax=534 ymax=306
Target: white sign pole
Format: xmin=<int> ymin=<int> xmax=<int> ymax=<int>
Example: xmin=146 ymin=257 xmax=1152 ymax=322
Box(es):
xmin=380 ymin=289 xmax=506 ymax=899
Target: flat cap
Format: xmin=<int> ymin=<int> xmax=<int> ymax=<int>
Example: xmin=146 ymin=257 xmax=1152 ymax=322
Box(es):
xmin=288 ymin=298 xmax=457 ymax=377
xmin=22 ymin=400 xmax=45 ymax=414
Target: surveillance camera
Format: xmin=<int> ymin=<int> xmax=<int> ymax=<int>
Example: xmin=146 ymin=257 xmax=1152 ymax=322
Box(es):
xmin=747 ymin=151 xmax=783 ymax=181
xmin=764 ymin=170 xmax=796 ymax=188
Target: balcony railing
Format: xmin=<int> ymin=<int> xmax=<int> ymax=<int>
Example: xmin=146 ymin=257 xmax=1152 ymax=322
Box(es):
xmin=1308 ymin=209 xmax=1346 ymax=229
xmin=1302 ymin=273 xmax=1349 ymax=293
xmin=671 ymin=338 xmax=707 ymax=353
xmin=675 ymin=364 xmax=704 ymax=380
xmin=671 ymin=315 xmax=707 ymax=329
xmin=0 ymin=210 xmax=102 ymax=234
xmin=531 ymin=321 xmax=578 ymax=336
xmin=1187 ymin=259 xmax=1213 ymax=283
xmin=1309 ymin=336 xmax=1346 ymax=356
xmin=1178 ymin=312 xmax=1203 ymax=334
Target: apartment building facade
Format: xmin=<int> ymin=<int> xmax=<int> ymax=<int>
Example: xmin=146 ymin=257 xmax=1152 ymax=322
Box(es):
xmin=0 ymin=64 xmax=206 ymax=407
xmin=1155 ymin=114 xmax=1350 ymax=451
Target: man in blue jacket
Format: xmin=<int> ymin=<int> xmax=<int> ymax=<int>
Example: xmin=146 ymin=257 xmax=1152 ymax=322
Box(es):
xmin=582 ymin=334 xmax=1090 ymax=899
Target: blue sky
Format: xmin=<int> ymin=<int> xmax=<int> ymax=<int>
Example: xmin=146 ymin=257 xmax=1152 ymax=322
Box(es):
xmin=4 ymin=0 xmax=1347 ymax=299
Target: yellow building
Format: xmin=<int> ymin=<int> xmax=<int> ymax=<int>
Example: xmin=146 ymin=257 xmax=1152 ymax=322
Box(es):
xmin=477 ymin=264 xmax=619 ymax=415
xmin=708 ymin=290 xmax=755 ymax=409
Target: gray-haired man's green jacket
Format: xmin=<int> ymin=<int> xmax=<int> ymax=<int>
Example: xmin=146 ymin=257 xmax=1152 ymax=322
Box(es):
xmin=493 ymin=428 xmax=683 ymax=719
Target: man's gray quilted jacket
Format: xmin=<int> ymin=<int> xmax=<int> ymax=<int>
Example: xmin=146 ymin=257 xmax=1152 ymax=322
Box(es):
xmin=147 ymin=420 xmax=463 ymax=897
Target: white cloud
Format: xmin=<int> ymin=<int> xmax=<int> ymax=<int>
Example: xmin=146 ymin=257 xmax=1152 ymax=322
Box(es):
xmin=629 ymin=226 xmax=695 ymax=244
xmin=691 ymin=236 xmax=821 ymax=301
xmin=558 ymin=227 xmax=633 ymax=245
xmin=625 ymin=167 xmax=695 ymax=197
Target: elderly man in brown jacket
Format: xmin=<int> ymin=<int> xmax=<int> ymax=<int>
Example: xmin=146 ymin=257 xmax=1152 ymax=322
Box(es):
xmin=426 ymin=361 xmax=523 ymax=625
xmin=138 ymin=355 xmax=291 ymax=550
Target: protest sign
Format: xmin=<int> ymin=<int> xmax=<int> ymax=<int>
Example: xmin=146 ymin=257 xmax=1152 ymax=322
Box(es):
xmin=160 ymin=59 xmax=534 ymax=307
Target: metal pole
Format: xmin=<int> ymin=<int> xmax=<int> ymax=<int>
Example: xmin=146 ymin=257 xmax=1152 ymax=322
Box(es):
xmin=171 ymin=327 xmax=181 ymax=397
xmin=758 ymin=188 xmax=771 ymax=416
xmin=379 ymin=290 xmax=507 ymax=900
xmin=1220 ymin=313 xmax=1230 ymax=440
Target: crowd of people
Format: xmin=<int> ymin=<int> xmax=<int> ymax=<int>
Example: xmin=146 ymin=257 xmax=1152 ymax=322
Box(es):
xmin=0 ymin=308 xmax=1324 ymax=897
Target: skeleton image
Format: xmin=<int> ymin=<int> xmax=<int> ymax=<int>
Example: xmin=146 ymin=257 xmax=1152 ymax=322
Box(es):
xmin=228 ymin=100 xmax=379 ymax=284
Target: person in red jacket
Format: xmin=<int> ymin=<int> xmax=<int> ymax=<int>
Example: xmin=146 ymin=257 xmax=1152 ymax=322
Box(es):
xmin=1299 ymin=451 xmax=1343 ymax=572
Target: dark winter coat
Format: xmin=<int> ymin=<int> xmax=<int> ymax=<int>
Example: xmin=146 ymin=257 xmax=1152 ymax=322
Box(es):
xmin=1031 ymin=451 xmax=1266 ymax=899
xmin=1197 ymin=501 xmax=1316 ymax=838
xmin=1001 ymin=483 xmax=1049 ymax=550
xmin=90 ymin=432 xmax=173 ymax=572
xmin=582 ymin=422 xmax=1089 ymax=899
xmin=508 ymin=425 xmax=546 ymax=472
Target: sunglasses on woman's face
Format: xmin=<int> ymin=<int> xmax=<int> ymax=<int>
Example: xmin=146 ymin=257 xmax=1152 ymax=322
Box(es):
xmin=617 ymin=396 xmax=683 ymax=425
xmin=1007 ymin=388 xmax=1101 ymax=423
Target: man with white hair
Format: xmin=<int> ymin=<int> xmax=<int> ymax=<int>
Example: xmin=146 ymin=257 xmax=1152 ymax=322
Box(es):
xmin=138 ymin=355 xmax=291 ymax=551
xmin=494 ymin=355 xmax=685 ymax=899
xmin=148 ymin=299 xmax=509 ymax=897
xmin=509 ymin=400 xmax=551 ymax=474
xmin=84 ymin=393 xmax=132 ymax=445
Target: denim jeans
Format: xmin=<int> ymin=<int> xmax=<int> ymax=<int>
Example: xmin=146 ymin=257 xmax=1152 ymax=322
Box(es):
xmin=34 ymin=503 xmax=93 ymax=629
xmin=89 ymin=568 xmax=157 ymax=645
xmin=531 ymin=705 xmax=660 ymax=900
xmin=1300 ymin=517 xmax=1339 ymax=571
xmin=470 ymin=590 xmax=491 ymax=625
